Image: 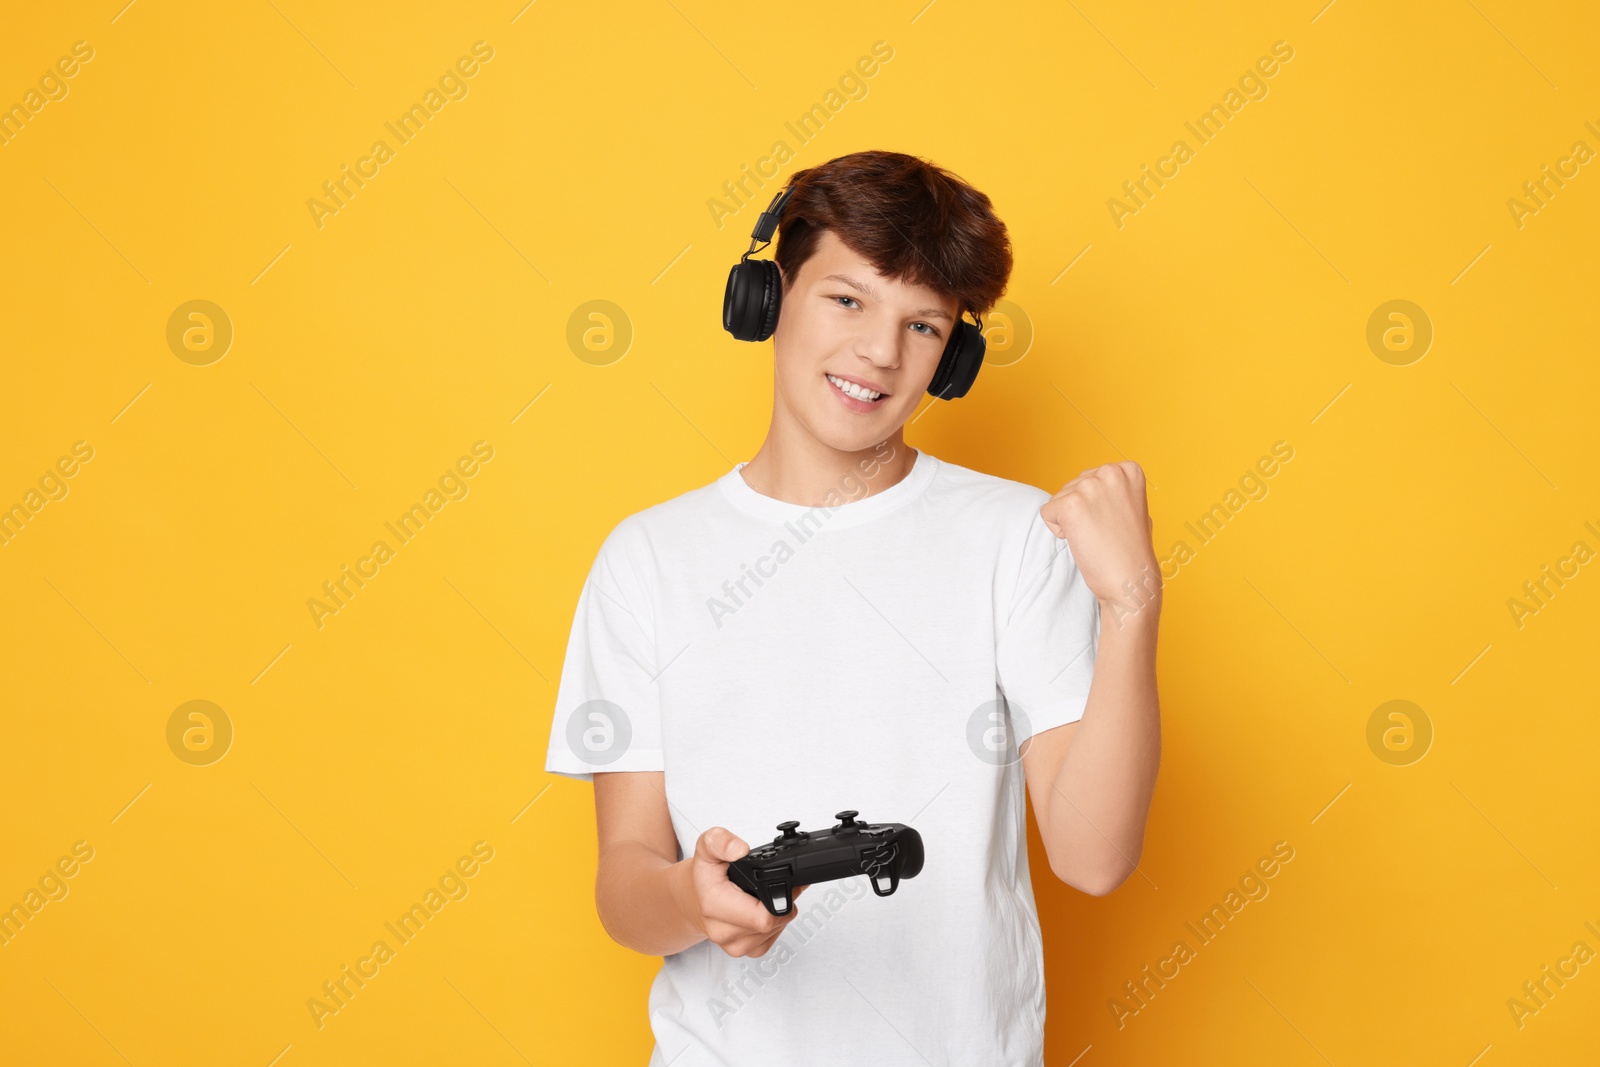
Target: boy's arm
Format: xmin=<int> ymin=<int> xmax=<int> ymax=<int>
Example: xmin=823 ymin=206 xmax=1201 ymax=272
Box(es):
xmin=593 ymin=770 xmax=805 ymax=957
xmin=593 ymin=771 xmax=705 ymax=955
xmin=1022 ymin=460 xmax=1163 ymax=895
xmin=1021 ymin=607 xmax=1160 ymax=895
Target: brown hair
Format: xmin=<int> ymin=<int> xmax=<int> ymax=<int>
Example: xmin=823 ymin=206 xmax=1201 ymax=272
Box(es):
xmin=773 ymin=150 xmax=1013 ymax=319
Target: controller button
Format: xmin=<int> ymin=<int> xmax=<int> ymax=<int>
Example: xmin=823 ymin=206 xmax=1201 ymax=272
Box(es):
xmin=777 ymin=820 xmax=802 ymax=839
xmin=834 ymin=810 xmax=861 ymax=829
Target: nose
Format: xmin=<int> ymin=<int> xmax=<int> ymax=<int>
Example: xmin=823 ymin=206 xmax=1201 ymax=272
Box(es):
xmin=853 ymin=315 xmax=901 ymax=370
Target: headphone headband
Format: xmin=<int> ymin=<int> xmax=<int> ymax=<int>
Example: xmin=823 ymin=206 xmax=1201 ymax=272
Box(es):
xmin=747 ymin=183 xmax=796 ymax=250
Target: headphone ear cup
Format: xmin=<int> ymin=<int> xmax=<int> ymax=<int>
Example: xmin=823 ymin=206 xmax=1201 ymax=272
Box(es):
xmin=723 ymin=259 xmax=783 ymax=342
xmin=723 ymin=261 xmax=762 ymax=341
xmin=926 ymin=320 xmax=987 ymax=400
xmin=755 ymin=259 xmax=782 ymax=341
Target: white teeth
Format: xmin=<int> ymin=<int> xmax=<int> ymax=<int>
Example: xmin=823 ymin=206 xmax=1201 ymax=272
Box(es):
xmin=827 ymin=374 xmax=882 ymax=401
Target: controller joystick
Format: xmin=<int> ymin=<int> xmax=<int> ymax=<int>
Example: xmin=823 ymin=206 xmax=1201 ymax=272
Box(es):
xmin=727 ymin=811 xmax=924 ymax=916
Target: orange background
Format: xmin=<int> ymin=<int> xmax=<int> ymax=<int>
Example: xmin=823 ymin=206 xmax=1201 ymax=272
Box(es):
xmin=1 ymin=1 xmax=1596 ymax=1064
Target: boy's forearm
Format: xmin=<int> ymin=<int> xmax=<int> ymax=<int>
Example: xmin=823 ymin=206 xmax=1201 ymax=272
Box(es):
xmin=596 ymin=841 xmax=707 ymax=956
xmin=1043 ymin=604 xmax=1162 ymax=892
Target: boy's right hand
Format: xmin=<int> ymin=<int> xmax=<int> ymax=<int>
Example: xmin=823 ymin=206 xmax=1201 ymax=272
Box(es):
xmin=680 ymin=827 xmax=808 ymax=958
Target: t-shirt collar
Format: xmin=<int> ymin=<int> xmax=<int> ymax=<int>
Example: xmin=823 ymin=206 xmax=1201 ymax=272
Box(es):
xmin=717 ymin=448 xmax=939 ymax=530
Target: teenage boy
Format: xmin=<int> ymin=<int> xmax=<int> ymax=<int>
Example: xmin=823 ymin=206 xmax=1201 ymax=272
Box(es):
xmin=545 ymin=150 xmax=1162 ymax=1066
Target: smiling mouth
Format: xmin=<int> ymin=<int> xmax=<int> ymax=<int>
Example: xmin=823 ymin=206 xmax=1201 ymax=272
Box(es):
xmin=825 ymin=373 xmax=888 ymax=403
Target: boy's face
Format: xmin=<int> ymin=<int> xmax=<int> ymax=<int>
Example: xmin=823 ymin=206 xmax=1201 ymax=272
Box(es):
xmin=771 ymin=229 xmax=962 ymax=453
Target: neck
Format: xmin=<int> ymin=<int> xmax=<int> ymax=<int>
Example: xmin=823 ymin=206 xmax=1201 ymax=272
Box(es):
xmin=740 ymin=424 xmax=916 ymax=507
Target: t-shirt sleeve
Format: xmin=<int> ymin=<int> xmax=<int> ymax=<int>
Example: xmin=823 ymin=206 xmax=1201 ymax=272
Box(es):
xmin=995 ymin=504 xmax=1101 ymax=743
xmin=543 ymin=519 xmax=664 ymax=783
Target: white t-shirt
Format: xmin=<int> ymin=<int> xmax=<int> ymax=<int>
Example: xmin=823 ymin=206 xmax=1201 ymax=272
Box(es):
xmin=544 ymin=446 xmax=1100 ymax=1066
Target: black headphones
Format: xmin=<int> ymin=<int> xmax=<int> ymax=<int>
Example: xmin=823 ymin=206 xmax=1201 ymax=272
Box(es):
xmin=721 ymin=179 xmax=988 ymax=400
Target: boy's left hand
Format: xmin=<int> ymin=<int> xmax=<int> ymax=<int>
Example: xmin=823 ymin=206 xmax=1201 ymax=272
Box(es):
xmin=1039 ymin=461 xmax=1162 ymax=610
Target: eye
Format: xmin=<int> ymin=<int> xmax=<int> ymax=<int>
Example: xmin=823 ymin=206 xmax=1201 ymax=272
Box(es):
xmin=911 ymin=322 xmax=940 ymax=338
xmin=833 ymin=295 xmax=860 ymax=309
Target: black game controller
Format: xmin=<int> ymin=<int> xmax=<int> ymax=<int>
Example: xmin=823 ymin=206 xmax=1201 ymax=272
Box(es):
xmin=727 ymin=811 xmax=925 ymax=916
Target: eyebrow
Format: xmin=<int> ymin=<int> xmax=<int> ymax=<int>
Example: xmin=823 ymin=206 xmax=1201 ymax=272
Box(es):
xmin=822 ymin=274 xmax=954 ymax=321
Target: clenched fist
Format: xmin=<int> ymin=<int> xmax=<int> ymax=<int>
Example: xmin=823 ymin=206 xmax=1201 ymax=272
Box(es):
xmin=1039 ymin=460 xmax=1162 ymax=626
